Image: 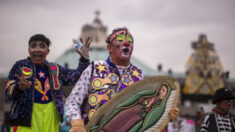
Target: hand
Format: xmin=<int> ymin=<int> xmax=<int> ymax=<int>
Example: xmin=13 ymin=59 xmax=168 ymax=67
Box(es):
xmin=15 ymin=70 xmax=32 ymax=91
xmin=69 ymin=119 xmax=86 ymax=132
xmin=73 ymin=37 xmax=91 ymax=59
xmin=169 ymin=107 xmax=180 ymax=122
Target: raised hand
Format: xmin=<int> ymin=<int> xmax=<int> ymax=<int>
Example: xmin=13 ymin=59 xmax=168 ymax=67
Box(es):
xmin=15 ymin=70 xmax=32 ymax=91
xmin=73 ymin=37 xmax=91 ymax=59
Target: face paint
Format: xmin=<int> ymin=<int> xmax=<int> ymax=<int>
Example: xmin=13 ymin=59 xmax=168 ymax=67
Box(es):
xmin=28 ymin=41 xmax=49 ymax=66
xmin=120 ymin=46 xmax=131 ymax=57
xmin=109 ymin=29 xmax=133 ymax=43
xmin=126 ymin=35 xmax=133 ymax=43
xmin=108 ymin=29 xmax=134 ymax=66
xmin=116 ymin=34 xmax=133 ymax=43
xmin=218 ymin=100 xmax=232 ymax=113
xmin=109 ymin=30 xmax=126 ymax=43
xmin=30 ymin=42 xmax=48 ymax=51
xmin=113 ymin=33 xmax=133 ymax=57
xmin=110 ymin=43 xmax=131 ymax=57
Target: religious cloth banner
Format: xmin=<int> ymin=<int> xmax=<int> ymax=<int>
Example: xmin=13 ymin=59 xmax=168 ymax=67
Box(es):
xmin=85 ymin=76 xmax=180 ymax=132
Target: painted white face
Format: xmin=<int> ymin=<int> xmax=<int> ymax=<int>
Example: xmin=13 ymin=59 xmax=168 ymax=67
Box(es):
xmin=28 ymin=41 xmax=49 ymax=66
xmin=217 ymin=100 xmax=232 ymax=113
xmin=108 ymin=31 xmax=134 ymax=64
xmin=120 ymin=44 xmax=131 ymax=57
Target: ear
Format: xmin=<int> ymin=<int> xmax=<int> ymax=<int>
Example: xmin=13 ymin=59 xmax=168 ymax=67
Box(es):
xmin=107 ymin=44 xmax=112 ymax=53
xmin=47 ymin=49 xmax=50 ymax=55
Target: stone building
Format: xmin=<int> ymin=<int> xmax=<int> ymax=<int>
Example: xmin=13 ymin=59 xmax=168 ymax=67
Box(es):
xmin=180 ymin=34 xmax=235 ymax=117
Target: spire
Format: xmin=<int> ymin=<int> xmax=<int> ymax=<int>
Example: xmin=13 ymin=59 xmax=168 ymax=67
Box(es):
xmin=93 ymin=10 xmax=102 ymax=27
xmin=95 ymin=10 xmax=100 ymax=18
xmin=191 ymin=34 xmax=214 ymax=50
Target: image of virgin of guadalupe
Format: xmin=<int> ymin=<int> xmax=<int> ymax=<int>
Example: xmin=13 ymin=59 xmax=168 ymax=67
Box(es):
xmin=95 ymin=85 xmax=168 ymax=132
xmin=86 ymin=76 xmax=180 ymax=132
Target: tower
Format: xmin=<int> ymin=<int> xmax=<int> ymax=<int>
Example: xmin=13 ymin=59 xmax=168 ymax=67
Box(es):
xmin=79 ymin=10 xmax=107 ymax=49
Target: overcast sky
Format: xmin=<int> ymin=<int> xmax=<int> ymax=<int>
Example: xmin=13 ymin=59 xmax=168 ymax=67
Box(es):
xmin=0 ymin=0 xmax=235 ymax=78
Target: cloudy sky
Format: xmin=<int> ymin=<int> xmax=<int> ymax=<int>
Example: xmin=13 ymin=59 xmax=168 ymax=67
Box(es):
xmin=0 ymin=0 xmax=235 ymax=78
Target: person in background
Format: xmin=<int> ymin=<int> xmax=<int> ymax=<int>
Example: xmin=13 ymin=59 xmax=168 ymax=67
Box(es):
xmin=5 ymin=34 xmax=90 ymax=132
xmin=179 ymin=115 xmax=195 ymax=132
xmin=200 ymin=87 xmax=235 ymax=132
xmin=167 ymin=120 xmax=180 ymax=132
xmin=195 ymin=107 xmax=205 ymax=131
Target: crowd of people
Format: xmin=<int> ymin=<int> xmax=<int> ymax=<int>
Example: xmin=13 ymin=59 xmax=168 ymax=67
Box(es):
xmin=4 ymin=27 xmax=235 ymax=132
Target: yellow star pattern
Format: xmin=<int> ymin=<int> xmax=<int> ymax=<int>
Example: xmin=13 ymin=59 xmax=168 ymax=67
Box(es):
xmin=132 ymin=69 xmax=140 ymax=78
xmin=96 ymin=64 xmax=107 ymax=72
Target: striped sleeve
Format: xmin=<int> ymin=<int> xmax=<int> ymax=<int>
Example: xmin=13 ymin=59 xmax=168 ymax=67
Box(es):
xmin=200 ymin=114 xmax=210 ymax=132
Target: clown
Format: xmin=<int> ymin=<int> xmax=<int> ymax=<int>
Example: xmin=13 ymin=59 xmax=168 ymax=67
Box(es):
xmin=200 ymin=87 xmax=235 ymax=132
xmin=65 ymin=27 xmax=179 ymax=132
xmin=106 ymin=28 xmax=134 ymax=65
xmin=5 ymin=34 xmax=91 ymax=132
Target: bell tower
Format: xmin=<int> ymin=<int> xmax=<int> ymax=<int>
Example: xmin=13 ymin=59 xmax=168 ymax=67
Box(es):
xmin=79 ymin=10 xmax=107 ymax=49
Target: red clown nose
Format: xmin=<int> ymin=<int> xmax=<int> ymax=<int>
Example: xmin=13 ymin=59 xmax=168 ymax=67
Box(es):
xmin=124 ymin=42 xmax=130 ymax=47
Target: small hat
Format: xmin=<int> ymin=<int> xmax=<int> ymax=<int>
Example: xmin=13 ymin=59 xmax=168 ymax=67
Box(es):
xmin=212 ymin=87 xmax=235 ymax=104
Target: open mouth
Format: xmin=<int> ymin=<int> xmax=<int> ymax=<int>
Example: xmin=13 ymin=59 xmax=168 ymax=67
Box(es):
xmin=33 ymin=54 xmax=43 ymax=61
xmin=121 ymin=47 xmax=130 ymax=57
